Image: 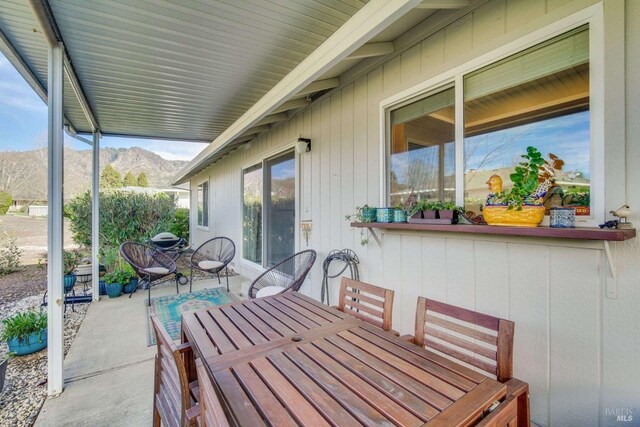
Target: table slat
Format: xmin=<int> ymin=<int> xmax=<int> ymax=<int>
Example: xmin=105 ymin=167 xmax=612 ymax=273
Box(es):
xmin=220 ymin=305 xmax=269 ymax=345
xmin=212 ymin=369 xmax=266 ymax=426
xmin=194 ymin=310 xmax=235 ymax=354
xmin=262 ymin=298 xmax=321 ymax=329
xmin=209 ymin=309 xmax=253 ymax=349
xmin=232 ymin=304 xmax=284 ymax=340
xmin=288 ymin=292 xmax=350 ymax=319
xmin=182 ymin=312 xmax=220 ymax=358
xmin=253 ymin=298 xmax=311 ymax=332
xmin=243 ymin=300 xmax=301 ymax=335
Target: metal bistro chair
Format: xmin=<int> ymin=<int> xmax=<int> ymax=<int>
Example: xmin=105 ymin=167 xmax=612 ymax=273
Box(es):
xmin=248 ymin=250 xmax=317 ymax=299
xmin=120 ymin=242 xmax=179 ymax=306
xmin=189 ymin=237 xmax=235 ymax=292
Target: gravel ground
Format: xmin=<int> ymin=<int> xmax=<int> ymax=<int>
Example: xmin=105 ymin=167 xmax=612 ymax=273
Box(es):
xmin=0 ymin=293 xmax=88 ymax=427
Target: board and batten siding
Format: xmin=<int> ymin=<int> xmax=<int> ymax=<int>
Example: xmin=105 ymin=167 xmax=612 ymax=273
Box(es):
xmin=190 ymin=1 xmax=639 ymax=425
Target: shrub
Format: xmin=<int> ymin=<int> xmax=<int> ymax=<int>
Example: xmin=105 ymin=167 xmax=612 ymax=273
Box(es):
xmin=0 ymin=232 xmax=22 ymax=275
xmin=0 ymin=191 xmax=12 ymax=215
xmin=169 ymin=208 xmax=189 ymax=241
xmin=0 ymin=311 xmax=47 ymax=342
xmin=137 ymin=172 xmax=149 ymax=187
xmin=100 ymin=164 xmax=122 ymax=189
xmin=66 ymin=191 xmax=176 ymax=249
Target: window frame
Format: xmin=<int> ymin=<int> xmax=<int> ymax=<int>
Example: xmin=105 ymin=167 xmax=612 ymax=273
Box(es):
xmin=380 ymin=4 xmax=608 ymax=227
xmin=240 ymin=144 xmax=299 ymax=270
xmin=196 ymin=179 xmax=209 ymax=230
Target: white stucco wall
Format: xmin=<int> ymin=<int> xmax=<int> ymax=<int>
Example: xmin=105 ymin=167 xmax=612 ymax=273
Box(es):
xmin=191 ymin=1 xmax=639 ymax=425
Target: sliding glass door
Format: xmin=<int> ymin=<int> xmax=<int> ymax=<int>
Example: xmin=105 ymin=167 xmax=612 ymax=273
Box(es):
xmin=242 ymin=150 xmax=296 ymax=267
xmin=265 ymin=151 xmax=295 ymax=267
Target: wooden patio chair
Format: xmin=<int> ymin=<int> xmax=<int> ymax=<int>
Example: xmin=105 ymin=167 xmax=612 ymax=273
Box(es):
xmin=150 ymin=315 xmax=200 ymax=427
xmin=248 ymin=249 xmax=317 ymax=299
xmin=195 ymin=358 xmax=229 ymax=427
xmin=337 ymin=277 xmax=395 ymax=332
xmin=189 ymin=237 xmax=235 ymax=293
xmin=403 ymin=297 xmax=529 ymax=426
xmin=120 ymin=242 xmax=179 ymax=306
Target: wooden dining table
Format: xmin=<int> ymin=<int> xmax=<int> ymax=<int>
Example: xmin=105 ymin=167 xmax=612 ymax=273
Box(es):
xmin=181 ymin=291 xmax=507 ymax=426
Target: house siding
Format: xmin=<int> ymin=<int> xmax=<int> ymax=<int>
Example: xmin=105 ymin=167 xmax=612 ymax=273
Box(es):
xmin=191 ymin=1 xmax=639 ymax=425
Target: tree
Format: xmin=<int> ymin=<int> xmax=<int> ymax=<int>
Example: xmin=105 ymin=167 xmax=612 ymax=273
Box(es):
xmin=123 ymin=170 xmax=138 ymax=187
xmin=0 ymin=191 xmax=12 ymax=215
xmin=101 ymin=164 xmax=122 ymax=189
xmin=137 ymin=171 xmax=149 ymax=187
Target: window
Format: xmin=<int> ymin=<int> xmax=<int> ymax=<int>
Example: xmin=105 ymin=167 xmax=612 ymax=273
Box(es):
xmin=197 ymin=181 xmax=209 ymax=228
xmin=242 ymin=150 xmax=296 ymax=267
xmin=386 ymin=25 xmax=594 ymax=220
xmin=389 ymin=87 xmax=455 ymax=206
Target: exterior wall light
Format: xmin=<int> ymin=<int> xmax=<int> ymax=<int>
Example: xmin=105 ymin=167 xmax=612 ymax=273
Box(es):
xmin=295 ymin=137 xmax=311 ymax=154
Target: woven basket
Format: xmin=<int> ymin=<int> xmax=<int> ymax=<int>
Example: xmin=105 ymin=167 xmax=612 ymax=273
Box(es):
xmin=483 ymin=205 xmax=545 ymax=227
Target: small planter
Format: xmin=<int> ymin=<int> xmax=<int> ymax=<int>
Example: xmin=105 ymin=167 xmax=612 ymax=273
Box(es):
xmin=393 ymin=209 xmax=407 ymax=223
xmin=0 ymin=358 xmax=7 ymax=392
xmin=438 ymin=210 xmax=459 ymax=224
xmin=105 ymin=282 xmax=123 ymax=298
xmin=376 ymin=207 xmax=393 ymax=223
xmin=409 ymin=210 xmax=453 ymax=224
xmin=7 ymin=330 xmax=48 ymax=356
xmin=122 ymin=278 xmax=139 ymax=294
xmin=361 ymin=207 xmax=377 ymax=222
xmin=63 ymin=274 xmax=77 ymax=293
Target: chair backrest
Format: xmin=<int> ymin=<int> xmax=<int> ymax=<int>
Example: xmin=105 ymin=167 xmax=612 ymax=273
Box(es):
xmin=414 ymin=297 xmax=514 ymax=382
xmin=338 ymin=278 xmax=394 ymax=331
xmin=191 ymin=237 xmax=235 ymax=266
xmin=150 ymin=314 xmax=192 ymax=427
xmin=195 ymin=358 xmax=230 ymax=427
xmin=248 ymin=250 xmax=317 ymax=298
xmin=120 ymin=242 xmax=176 ymax=277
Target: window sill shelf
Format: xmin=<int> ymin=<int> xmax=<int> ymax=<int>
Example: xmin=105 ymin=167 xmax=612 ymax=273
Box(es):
xmin=350 ymin=222 xmax=636 ymax=241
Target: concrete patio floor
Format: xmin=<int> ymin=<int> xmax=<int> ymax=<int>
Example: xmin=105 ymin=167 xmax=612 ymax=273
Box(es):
xmin=35 ymin=274 xmax=249 ymax=427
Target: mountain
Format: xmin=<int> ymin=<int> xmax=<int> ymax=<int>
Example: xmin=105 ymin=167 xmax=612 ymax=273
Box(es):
xmin=0 ymin=146 xmax=188 ymax=200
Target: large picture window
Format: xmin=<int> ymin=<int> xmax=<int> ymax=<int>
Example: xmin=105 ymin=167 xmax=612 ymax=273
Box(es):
xmin=197 ymin=181 xmax=208 ymax=228
xmin=242 ymin=150 xmax=296 ymax=267
xmin=386 ymin=25 xmax=592 ymax=220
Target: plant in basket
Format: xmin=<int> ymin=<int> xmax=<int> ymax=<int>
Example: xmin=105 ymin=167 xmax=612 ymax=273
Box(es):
xmin=483 ymin=146 xmax=564 ymax=227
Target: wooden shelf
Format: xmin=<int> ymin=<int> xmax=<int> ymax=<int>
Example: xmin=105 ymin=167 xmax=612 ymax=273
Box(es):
xmin=350 ymin=222 xmax=636 ymax=241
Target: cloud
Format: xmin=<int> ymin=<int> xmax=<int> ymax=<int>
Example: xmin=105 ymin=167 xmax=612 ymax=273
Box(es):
xmin=0 ymin=54 xmax=47 ymax=113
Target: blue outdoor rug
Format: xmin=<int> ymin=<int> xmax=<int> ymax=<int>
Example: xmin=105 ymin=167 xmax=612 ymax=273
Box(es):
xmin=147 ymin=288 xmax=239 ymax=346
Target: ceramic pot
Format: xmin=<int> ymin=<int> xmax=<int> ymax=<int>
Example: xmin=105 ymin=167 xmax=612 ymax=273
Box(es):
xmin=105 ymin=282 xmax=123 ymax=298
xmin=7 ymin=330 xmax=47 ymax=356
xmin=122 ymin=278 xmax=139 ymax=294
xmin=361 ymin=207 xmax=377 ymax=222
xmin=393 ymin=209 xmax=407 ymax=223
xmin=376 ymin=208 xmax=393 ymax=223
xmin=483 ymin=205 xmax=545 ymax=227
xmin=63 ymin=274 xmax=77 ymax=293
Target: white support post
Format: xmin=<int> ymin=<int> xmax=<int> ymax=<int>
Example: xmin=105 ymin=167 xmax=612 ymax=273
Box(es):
xmin=91 ymin=131 xmax=100 ymax=301
xmin=47 ymin=42 xmax=64 ymax=397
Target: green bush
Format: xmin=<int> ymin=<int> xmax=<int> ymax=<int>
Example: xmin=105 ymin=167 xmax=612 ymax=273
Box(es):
xmin=169 ymin=208 xmax=189 ymax=241
xmin=1 ymin=311 xmax=47 ymax=342
xmin=66 ymin=191 xmax=176 ymax=249
xmin=0 ymin=191 xmax=12 ymax=215
xmin=0 ymin=232 xmax=22 ymax=275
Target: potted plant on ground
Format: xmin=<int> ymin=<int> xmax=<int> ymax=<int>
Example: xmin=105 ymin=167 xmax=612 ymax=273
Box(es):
xmin=1 ymin=311 xmax=48 ymax=356
xmin=121 ymin=263 xmax=139 ymax=294
xmin=102 ymin=269 xmax=128 ymax=298
xmin=483 ymin=146 xmax=563 ymax=227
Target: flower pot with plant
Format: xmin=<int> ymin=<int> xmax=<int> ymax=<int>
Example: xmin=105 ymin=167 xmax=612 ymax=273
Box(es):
xmin=63 ymin=250 xmax=80 ymax=293
xmin=436 ymin=201 xmax=462 ymax=224
xmin=1 ymin=311 xmax=48 ymax=356
xmin=121 ymin=263 xmax=139 ymax=294
xmin=483 ymin=146 xmax=563 ymax=227
xmin=103 ymin=269 xmax=128 ymax=298
xmin=393 ymin=204 xmax=407 ymax=223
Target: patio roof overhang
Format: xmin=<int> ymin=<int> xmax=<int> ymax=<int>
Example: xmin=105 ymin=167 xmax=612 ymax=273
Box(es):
xmin=0 ymin=0 xmax=477 ymax=397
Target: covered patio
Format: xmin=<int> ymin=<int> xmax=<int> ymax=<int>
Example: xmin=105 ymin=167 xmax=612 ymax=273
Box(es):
xmin=1 ymin=0 xmax=638 ymax=426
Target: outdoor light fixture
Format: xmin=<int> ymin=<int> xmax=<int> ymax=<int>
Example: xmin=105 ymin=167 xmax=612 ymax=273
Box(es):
xmin=295 ymin=137 xmax=311 ymax=154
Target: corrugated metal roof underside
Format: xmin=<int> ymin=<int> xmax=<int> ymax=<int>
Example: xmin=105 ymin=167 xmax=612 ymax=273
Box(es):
xmin=0 ymin=0 xmax=92 ymax=132
xmin=45 ymin=0 xmax=367 ymax=140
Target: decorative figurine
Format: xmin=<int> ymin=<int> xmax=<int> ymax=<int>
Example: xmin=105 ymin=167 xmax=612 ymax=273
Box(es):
xmin=599 ymin=220 xmax=620 ymax=229
xmin=609 ymin=204 xmax=632 ymax=229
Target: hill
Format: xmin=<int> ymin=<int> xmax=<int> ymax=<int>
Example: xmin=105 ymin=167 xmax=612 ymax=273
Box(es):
xmin=0 ymin=146 xmax=188 ymax=200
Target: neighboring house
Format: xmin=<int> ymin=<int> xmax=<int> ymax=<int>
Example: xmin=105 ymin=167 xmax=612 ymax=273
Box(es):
xmin=176 ymin=2 xmax=638 ymax=425
xmin=120 ymin=186 xmax=190 ymax=209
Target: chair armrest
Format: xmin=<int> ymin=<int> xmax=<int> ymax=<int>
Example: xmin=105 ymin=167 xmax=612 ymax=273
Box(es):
xmin=176 ymin=342 xmax=192 ymax=354
xmin=399 ymin=334 xmax=416 ymax=343
xmin=185 ymin=404 xmax=201 ymax=426
xmin=504 ymin=378 xmax=528 ymax=398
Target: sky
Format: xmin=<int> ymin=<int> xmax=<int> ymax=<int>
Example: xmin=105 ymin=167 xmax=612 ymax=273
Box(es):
xmin=0 ymin=52 xmax=205 ymax=161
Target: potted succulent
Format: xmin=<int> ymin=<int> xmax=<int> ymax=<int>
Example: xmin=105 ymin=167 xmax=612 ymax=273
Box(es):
xmin=483 ymin=146 xmax=563 ymax=227
xmin=1 ymin=311 xmax=48 ymax=356
xmin=102 ymin=269 xmax=128 ymax=298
